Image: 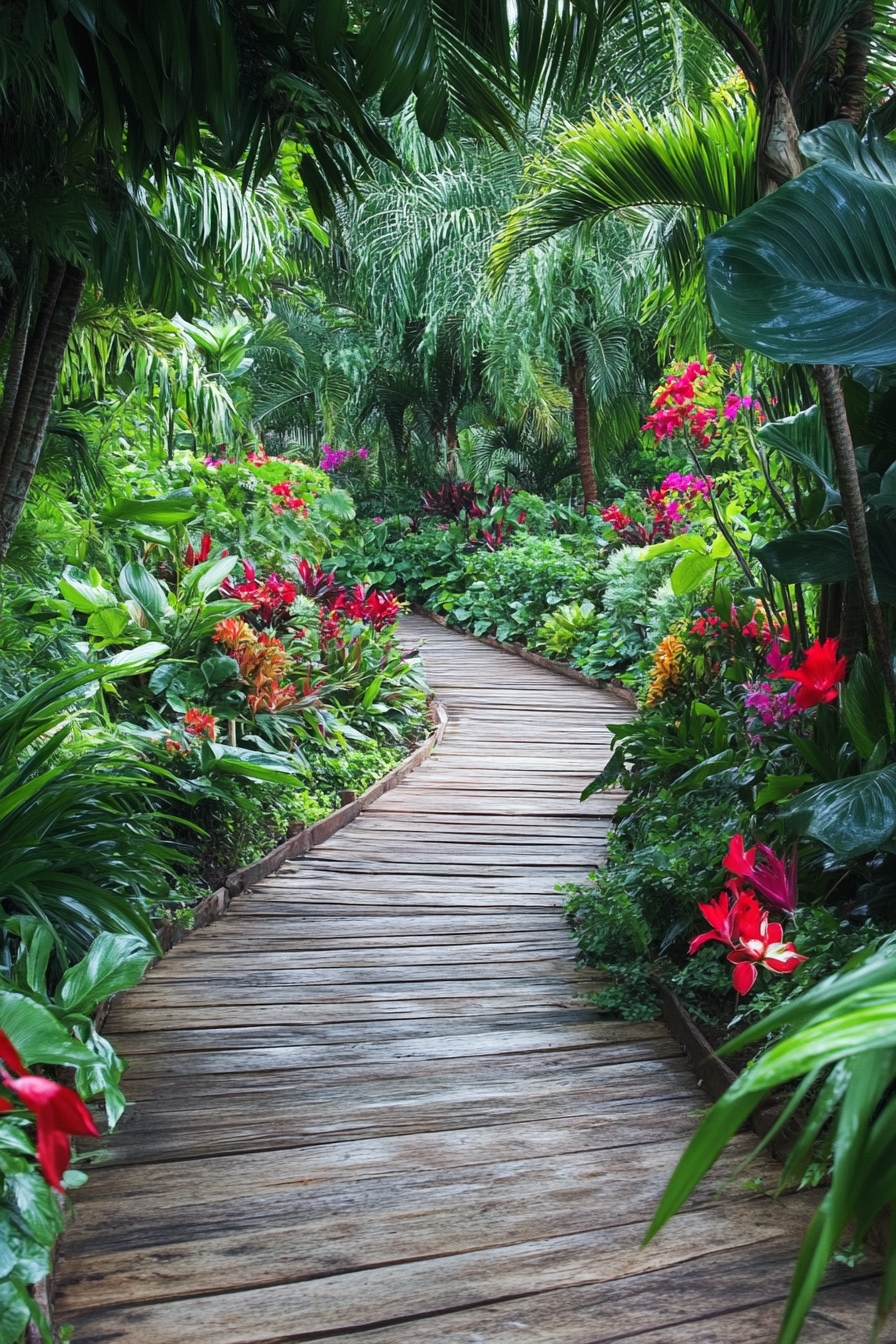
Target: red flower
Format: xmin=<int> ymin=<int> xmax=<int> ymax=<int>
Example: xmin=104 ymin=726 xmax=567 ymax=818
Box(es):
xmin=688 ymin=887 xmax=806 ymax=994
xmin=781 ymin=638 xmax=847 ymax=709
xmin=0 ymin=1030 xmax=24 ymax=1075
xmin=0 ymin=1034 xmax=99 ymax=1191
xmin=687 ymin=891 xmax=743 ymax=955
xmin=726 ymin=901 xmax=807 ymax=994
xmin=184 ymin=532 xmax=212 ymax=568
xmin=183 ymin=708 xmax=217 ymax=739
xmin=724 ymin=834 xmax=798 ymax=915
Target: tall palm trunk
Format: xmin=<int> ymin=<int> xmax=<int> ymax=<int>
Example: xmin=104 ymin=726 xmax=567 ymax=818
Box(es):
xmin=564 ymin=353 xmax=598 ymax=507
xmin=814 ymin=364 xmax=896 ymax=699
xmin=755 ymin=60 xmax=893 ymax=692
xmin=838 ymin=3 xmax=874 ymax=125
xmin=0 ymin=262 xmax=85 ymax=560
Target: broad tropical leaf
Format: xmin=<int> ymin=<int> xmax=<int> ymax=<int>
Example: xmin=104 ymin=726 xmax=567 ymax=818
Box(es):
xmin=778 ymin=766 xmax=896 ymax=858
xmin=705 ymin=125 xmax=896 ymax=364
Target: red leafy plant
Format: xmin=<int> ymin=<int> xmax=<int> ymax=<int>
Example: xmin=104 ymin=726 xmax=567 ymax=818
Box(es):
xmin=220 ymin=559 xmax=297 ymax=628
xmin=295 ymin=559 xmax=341 ymax=600
xmin=688 ymin=834 xmax=806 ymax=994
xmin=0 ymin=1031 xmax=98 ymax=1191
xmin=326 ymin=584 xmax=401 ymax=632
xmin=213 ymin=617 xmax=297 ymax=714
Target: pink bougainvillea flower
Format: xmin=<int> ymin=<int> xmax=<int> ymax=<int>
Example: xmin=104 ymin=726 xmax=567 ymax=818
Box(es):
xmin=723 ymin=834 xmax=798 ymax=915
xmin=781 ymin=638 xmax=847 ymax=709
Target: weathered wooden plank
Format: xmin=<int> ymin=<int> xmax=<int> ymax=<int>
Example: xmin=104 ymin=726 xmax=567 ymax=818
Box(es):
xmin=55 ymin=615 xmax=882 ymax=1341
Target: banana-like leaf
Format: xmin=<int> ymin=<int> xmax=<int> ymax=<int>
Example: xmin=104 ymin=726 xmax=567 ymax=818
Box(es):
xmin=705 ymin=157 xmax=896 ymax=365
xmin=757 ymin=406 xmax=835 ymax=488
xmin=103 ymin=489 xmax=198 ymax=526
xmin=778 ymin=765 xmax=896 ymax=858
xmin=841 ymin=653 xmax=895 ymax=759
xmin=118 ymin=563 xmax=171 ymax=630
xmin=756 ymin=516 xmax=896 ymax=602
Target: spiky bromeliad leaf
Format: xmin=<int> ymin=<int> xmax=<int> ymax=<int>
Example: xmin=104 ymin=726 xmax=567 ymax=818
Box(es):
xmin=489 ymin=99 xmax=758 ymax=284
xmin=705 ymin=122 xmax=896 ymax=364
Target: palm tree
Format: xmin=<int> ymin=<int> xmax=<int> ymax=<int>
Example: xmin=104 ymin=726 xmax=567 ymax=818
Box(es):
xmin=0 ymin=0 xmax=613 ymax=556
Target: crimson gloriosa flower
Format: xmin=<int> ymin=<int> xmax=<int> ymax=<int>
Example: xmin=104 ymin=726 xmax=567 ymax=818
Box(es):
xmin=688 ymin=833 xmax=806 ymax=994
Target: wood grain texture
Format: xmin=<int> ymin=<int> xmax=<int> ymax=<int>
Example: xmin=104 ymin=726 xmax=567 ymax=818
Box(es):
xmin=54 ymin=614 xmax=883 ymax=1341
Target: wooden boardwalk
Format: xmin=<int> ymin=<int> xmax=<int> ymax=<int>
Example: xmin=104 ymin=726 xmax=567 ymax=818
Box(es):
xmin=56 ymin=615 xmax=889 ymax=1342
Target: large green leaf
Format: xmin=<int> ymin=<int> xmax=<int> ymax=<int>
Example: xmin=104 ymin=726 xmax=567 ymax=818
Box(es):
xmin=841 ymin=653 xmax=895 ymax=759
xmin=705 ymin=158 xmax=896 ymax=365
xmin=104 ymin=489 xmax=198 ymax=526
xmin=0 ymin=992 xmax=95 ymax=1069
xmin=757 ymin=516 xmax=896 ymax=602
xmin=200 ymin=742 xmax=305 ymax=784
xmin=779 ymin=765 xmax=896 ymax=858
xmin=756 ymin=525 xmax=855 ymax=585
xmin=757 ymin=406 xmax=835 ymax=488
xmin=118 ymin=563 xmax=171 ymax=629
xmin=56 ymin=934 xmax=153 ymax=1016
xmin=59 ymin=566 xmax=119 ymax=614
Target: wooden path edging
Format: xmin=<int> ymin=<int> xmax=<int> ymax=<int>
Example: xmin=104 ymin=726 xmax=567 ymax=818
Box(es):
xmin=410 ymin=604 xmax=637 ymax=707
xmin=158 ymin=699 xmax=449 ymax=954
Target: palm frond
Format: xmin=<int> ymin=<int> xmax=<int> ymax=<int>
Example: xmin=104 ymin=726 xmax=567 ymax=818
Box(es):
xmin=489 ymin=97 xmax=759 ymax=284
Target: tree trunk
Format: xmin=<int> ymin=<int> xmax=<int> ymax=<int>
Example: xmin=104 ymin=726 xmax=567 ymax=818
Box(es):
xmin=0 ymin=259 xmax=65 ymax=469
xmin=0 ymin=288 xmax=35 ymax=458
xmin=814 ymin=363 xmax=895 ymax=700
xmin=564 ymin=354 xmax=598 ymax=508
xmin=838 ymin=580 xmax=867 ymax=664
xmin=838 ymin=3 xmax=874 ymax=126
xmin=446 ymin=412 xmax=459 ymax=477
xmin=758 ymin=78 xmax=803 ymax=195
xmin=0 ymin=263 xmax=85 ymax=560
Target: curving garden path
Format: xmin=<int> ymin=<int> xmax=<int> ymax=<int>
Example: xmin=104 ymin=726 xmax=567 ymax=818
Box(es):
xmin=55 ymin=615 xmax=889 ymax=1342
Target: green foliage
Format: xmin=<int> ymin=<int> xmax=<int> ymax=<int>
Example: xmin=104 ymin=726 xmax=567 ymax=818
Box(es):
xmin=706 ymin=122 xmax=896 ymax=366
xmin=429 ymin=533 xmax=600 ymax=642
xmin=536 ymin=599 xmax=599 ymax=657
xmin=648 ymin=938 xmax=896 ymax=1344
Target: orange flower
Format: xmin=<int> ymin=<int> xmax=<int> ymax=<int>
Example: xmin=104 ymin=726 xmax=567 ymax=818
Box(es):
xmin=183 ymin=708 xmax=217 ymax=739
xmin=645 ymin=634 xmax=686 ymax=705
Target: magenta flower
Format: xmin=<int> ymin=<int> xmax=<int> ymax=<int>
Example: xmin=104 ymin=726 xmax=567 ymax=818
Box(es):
xmin=724 ymin=834 xmax=799 ymax=915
